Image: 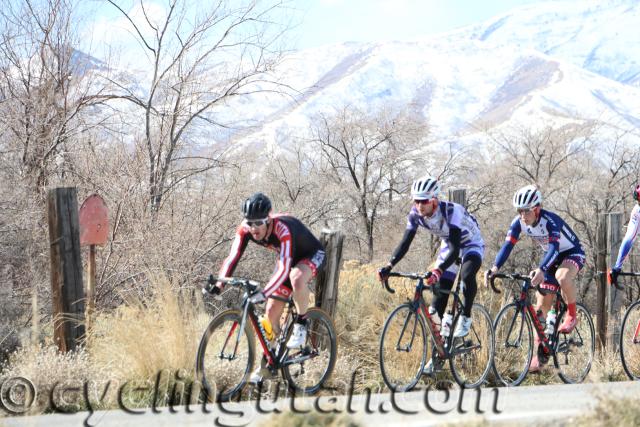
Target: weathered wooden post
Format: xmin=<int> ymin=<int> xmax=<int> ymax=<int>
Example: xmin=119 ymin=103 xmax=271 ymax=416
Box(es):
xmin=607 ymin=212 xmax=623 ymax=350
xmin=595 ymin=213 xmax=608 ymax=350
xmin=79 ymin=194 xmax=109 ymax=333
xmin=448 ymin=189 xmax=467 ymax=208
xmin=315 ymin=229 xmax=345 ymax=318
xmin=48 ymin=187 xmax=85 ymax=352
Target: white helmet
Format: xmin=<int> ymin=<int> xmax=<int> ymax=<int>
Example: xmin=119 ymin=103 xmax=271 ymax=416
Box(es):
xmin=411 ymin=176 xmax=440 ymax=200
xmin=512 ymin=185 xmax=542 ymax=209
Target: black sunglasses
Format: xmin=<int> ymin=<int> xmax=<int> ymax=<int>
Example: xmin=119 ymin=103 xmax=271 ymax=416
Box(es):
xmin=247 ymin=218 xmax=268 ymax=227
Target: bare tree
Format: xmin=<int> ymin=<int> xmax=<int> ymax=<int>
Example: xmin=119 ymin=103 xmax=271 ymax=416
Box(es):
xmin=309 ymin=105 xmax=427 ymax=261
xmin=104 ymin=0 xmax=293 ymax=214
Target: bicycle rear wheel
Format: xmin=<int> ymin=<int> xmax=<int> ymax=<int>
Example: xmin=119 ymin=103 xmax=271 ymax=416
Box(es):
xmin=492 ymin=302 xmax=533 ymax=386
xmin=554 ymin=303 xmax=595 ymax=384
xmin=282 ymin=308 xmax=337 ymax=395
xmin=379 ymin=303 xmax=428 ymax=392
xmin=449 ymin=303 xmax=495 ymax=388
xmin=196 ymin=309 xmax=254 ymax=402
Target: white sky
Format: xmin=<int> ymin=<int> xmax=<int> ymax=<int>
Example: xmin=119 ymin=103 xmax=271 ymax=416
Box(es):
xmin=80 ymin=0 xmax=575 ymax=66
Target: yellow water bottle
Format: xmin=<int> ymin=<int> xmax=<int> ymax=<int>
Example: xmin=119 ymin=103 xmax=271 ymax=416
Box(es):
xmin=259 ymin=316 xmax=275 ymax=341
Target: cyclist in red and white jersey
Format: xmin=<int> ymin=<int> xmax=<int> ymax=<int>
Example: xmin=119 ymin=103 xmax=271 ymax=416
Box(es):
xmin=207 ymin=193 xmax=325 ymax=381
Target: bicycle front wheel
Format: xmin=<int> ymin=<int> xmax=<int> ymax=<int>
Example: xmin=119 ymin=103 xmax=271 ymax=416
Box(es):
xmin=492 ymin=302 xmax=533 ymax=386
xmin=553 ymin=303 xmax=595 ymax=384
xmin=449 ymin=303 xmax=495 ymax=388
xmin=379 ymin=303 xmax=428 ymax=392
xmin=196 ymin=309 xmax=255 ymax=402
xmin=620 ymin=300 xmax=640 ymax=380
xmin=282 ymin=308 xmax=337 ymax=395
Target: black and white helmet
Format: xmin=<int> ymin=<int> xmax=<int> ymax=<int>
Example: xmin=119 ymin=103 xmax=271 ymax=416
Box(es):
xmin=242 ymin=192 xmax=272 ymax=220
xmin=411 ymin=176 xmax=440 ymax=200
xmin=512 ymin=185 xmax=542 ymax=209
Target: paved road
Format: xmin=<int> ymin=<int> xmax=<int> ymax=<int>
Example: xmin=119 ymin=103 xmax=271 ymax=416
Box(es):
xmin=3 ymin=380 xmax=640 ymax=427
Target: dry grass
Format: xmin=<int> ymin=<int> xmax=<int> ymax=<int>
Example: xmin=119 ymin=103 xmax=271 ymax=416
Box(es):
xmin=259 ymin=412 xmax=362 ymax=427
xmin=571 ymin=395 xmax=640 ymax=426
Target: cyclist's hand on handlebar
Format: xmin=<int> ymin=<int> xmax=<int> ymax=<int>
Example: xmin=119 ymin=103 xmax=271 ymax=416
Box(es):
xmin=426 ymin=268 xmax=442 ymax=286
xmin=608 ymin=268 xmax=620 ymax=286
xmin=484 ymin=267 xmax=498 ymax=288
xmin=529 ymin=268 xmax=544 ymax=287
xmin=378 ymin=264 xmax=392 ymax=282
xmin=202 ymin=274 xmax=223 ymax=296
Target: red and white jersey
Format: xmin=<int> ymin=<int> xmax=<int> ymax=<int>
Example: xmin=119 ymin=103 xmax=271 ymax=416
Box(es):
xmin=218 ymin=215 xmax=324 ymax=296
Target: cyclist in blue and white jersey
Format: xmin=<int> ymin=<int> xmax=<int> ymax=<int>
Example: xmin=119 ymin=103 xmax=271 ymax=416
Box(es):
xmin=485 ymin=185 xmax=585 ymax=372
xmin=609 ymin=184 xmax=640 ymax=286
xmin=378 ymin=176 xmax=485 ymax=372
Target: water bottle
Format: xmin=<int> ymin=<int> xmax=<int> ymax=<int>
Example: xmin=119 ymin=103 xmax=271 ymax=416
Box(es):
xmin=545 ymin=309 xmax=557 ymax=336
xmin=536 ymin=309 xmax=546 ymax=332
xmin=259 ymin=316 xmax=275 ymax=341
xmin=442 ymin=311 xmax=454 ymax=338
xmin=428 ymin=307 xmax=441 ymax=333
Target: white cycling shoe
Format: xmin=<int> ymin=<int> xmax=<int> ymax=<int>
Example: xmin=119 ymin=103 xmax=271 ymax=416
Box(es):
xmin=286 ymin=323 xmax=307 ymax=349
xmin=453 ymin=315 xmax=472 ymax=338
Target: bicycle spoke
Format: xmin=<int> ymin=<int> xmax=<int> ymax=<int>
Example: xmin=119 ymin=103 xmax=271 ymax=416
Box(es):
xmin=493 ymin=303 xmax=532 ymax=386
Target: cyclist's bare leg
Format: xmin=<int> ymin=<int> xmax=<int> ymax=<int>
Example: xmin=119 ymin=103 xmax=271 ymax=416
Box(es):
xmin=265 ymin=298 xmax=285 ymax=335
xmin=556 ymin=261 xmax=578 ymax=305
xmin=290 ymin=263 xmax=313 ymax=316
xmin=531 ymin=292 xmax=554 ymax=371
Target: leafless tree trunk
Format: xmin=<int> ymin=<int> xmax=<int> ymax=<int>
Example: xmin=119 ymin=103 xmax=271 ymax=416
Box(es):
xmin=104 ymin=0 xmax=293 ymax=215
xmin=309 ymin=106 xmax=427 ymax=262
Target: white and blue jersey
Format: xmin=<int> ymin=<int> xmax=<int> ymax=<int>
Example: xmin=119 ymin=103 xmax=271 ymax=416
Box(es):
xmin=406 ymin=201 xmax=484 ymax=250
xmin=495 ymin=208 xmax=584 ymax=273
xmin=390 ymin=201 xmax=484 ymax=280
xmin=614 ymin=204 xmax=640 ymax=270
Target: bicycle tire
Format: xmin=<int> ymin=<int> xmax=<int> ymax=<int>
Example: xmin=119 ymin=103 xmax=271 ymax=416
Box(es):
xmin=449 ymin=303 xmax=495 ymax=388
xmin=553 ymin=302 xmax=595 ymax=384
xmin=379 ymin=303 xmax=428 ymax=392
xmin=492 ymin=302 xmax=533 ymax=386
xmin=620 ymin=300 xmax=640 ymax=380
xmin=281 ymin=308 xmax=337 ymax=395
xmin=195 ymin=309 xmax=255 ymax=402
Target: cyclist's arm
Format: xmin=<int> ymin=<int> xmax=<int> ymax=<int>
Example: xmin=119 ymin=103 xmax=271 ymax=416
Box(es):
xmin=614 ymin=207 xmax=640 ymax=270
xmin=539 ymin=220 xmax=560 ymax=272
xmin=494 ymin=217 xmax=521 ymax=269
xmin=217 ymin=226 xmax=250 ymax=279
xmin=436 ymin=226 xmax=461 ymax=272
xmin=263 ymin=225 xmax=293 ymax=297
xmin=389 ymin=228 xmax=417 ymax=266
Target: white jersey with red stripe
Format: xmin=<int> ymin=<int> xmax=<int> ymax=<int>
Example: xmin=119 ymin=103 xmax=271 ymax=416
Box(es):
xmin=218 ymin=215 xmax=324 ymax=297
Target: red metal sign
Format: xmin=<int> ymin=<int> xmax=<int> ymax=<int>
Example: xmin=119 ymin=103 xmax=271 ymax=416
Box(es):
xmin=79 ymin=194 xmax=109 ymax=246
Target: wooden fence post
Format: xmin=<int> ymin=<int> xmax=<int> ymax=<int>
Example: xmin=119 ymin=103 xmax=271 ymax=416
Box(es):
xmin=315 ymin=230 xmax=344 ymax=318
xmin=48 ymin=187 xmax=85 ymax=352
xmin=595 ymin=213 xmax=608 ymax=350
xmin=607 ymin=212 xmax=623 ymax=350
xmin=448 ymin=189 xmax=467 ymax=208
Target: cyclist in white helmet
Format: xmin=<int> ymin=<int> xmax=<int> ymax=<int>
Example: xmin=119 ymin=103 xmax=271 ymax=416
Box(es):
xmin=485 ymin=185 xmax=585 ymax=373
xmin=609 ymin=184 xmax=640 ymax=286
xmin=378 ymin=176 xmax=485 ymax=375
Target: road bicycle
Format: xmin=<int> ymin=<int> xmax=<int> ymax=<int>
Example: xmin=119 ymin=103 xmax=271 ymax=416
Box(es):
xmin=609 ymin=270 xmax=640 ymax=380
xmin=490 ymin=273 xmax=595 ymax=386
xmin=196 ymin=275 xmax=337 ymax=401
xmin=378 ymin=268 xmax=495 ymax=391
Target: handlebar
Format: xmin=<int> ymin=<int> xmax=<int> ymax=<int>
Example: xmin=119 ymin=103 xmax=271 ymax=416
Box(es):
xmin=600 ymin=270 xmax=640 ymax=291
xmin=488 ymin=272 xmax=531 ymax=294
xmin=381 ymin=271 xmax=432 ymax=294
xmin=207 ymin=275 xmax=261 ymax=292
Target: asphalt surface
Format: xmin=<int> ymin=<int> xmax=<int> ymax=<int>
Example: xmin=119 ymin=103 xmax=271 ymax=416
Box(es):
xmin=2 ymin=380 xmax=640 ymax=427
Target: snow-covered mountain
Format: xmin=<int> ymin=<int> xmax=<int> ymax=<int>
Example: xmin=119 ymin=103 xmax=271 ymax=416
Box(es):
xmin=220 ymin=0 xmax=640 ymax=153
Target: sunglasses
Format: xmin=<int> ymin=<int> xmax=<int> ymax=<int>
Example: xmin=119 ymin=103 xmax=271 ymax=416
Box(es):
xmin=414 ymin=199 xmax=431 ymax=205
xmin=517 ymin=207 xmax=534 ymax=214
xmin=247 ymin=218 xmax=268 ymax=227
